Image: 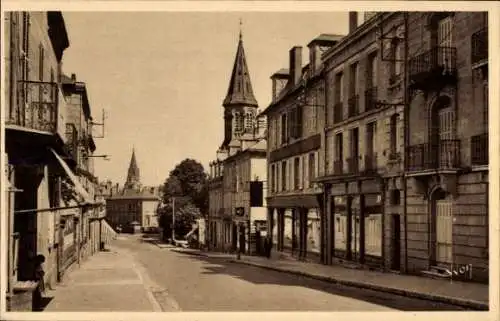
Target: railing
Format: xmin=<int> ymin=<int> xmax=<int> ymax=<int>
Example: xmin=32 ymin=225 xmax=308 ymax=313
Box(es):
xmin=364 ymin=153 xmax=378 ymax=171
xmin=364 ymin=87 xmax=378 ymax=112
xmin=65 ymin=123 xmax=78 ymax=160
xmin=333 ymin=159 xmax=343 ymax=175
xmin=406 ymin=140 xmax=461 ymax=171
xmin=471 ymin=27 xmax=488 ymax=65
xmin=347 ymin=95 xmax=360 ymax=118
xmin=409 ymin=46 xmax=457 ymax=79
xmin=6 ymin=81 xmax=58 ymax=133
xmin=333 ymin=101 xmax=343 ymax=123
xmin=471 ymin=133 xmax=488 ymax=166
xmin=347 ymin=157 xmax=359 ymax=174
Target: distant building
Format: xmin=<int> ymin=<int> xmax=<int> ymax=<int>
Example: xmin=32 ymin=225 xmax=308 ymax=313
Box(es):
xmin=105 ymin=149 xmax=161 ymax=232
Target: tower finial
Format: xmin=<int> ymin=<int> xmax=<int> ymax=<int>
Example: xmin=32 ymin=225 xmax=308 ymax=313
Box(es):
xmin=239 ymin=18 xmax=243 ymax=40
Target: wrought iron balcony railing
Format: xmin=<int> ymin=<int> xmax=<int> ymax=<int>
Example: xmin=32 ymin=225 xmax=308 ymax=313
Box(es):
xmin=333 ymin=159 xmax=343 ymax=175
xmin=7 ymin=80 xmax=59 ymax=133
xmin=409 ymin=46 xmax=457 ymax=85
xmin=406 ymin=139 xmax=461 ymax=171
xmin=471 ymin=133 xmax=488 ymax=166
xmin=347 ymin=95 xmax=360 ymax=118
xmin=364 ymin=153 xmax=378 ymax=172
xmin=333 ymin=101 xmax=343 ymax=124
xmin=471 ymin=27 xmax=488 ymax=65
xmin=347 ymin=157 xmax=359 ymax=174
xmin=364 ymin=87 xmax=378 ymax=112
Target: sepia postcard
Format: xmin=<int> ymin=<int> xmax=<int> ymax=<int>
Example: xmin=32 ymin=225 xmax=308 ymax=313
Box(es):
xmin=0 ymin=1 xmax=498 ymax=321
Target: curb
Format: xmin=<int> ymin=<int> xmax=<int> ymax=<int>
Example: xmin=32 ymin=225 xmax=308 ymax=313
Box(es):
xmin=229 ymin=259 xmax=489 ymax=311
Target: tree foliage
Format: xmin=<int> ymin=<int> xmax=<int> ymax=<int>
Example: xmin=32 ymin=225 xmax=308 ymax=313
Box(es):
xmin=158 ymin=158 xmax=209 ymax=239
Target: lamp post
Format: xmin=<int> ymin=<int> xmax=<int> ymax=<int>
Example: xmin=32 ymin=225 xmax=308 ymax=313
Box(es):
xmin=171 ymin=197 xmax=176 ymax=244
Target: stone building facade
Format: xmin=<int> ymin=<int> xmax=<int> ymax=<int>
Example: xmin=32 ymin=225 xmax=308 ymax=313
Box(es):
xmin=315 ymin=12 xmax=407 ymax=270
xmin=4 ymin=11 xmax=113 ymax=311
xmin=405 ymin=12 xmax=488 ymax=283
xmin=208 ymin=31 xmax=267 ymax=254
xmin=261 ymin=11 xmax=488 ymax=283
xmin=262 ymin=35 xmax=341 ymax=262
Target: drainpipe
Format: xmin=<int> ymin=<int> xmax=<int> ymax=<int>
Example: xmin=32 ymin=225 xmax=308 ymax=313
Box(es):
xmin=402 ymin=12 xmax=409 ymax=273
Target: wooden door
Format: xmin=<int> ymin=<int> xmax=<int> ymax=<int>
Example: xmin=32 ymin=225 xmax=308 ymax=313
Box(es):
xmin=436 ymin=200 xmax=453 ymax=264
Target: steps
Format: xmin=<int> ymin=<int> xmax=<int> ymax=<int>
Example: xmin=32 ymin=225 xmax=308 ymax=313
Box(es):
xmin=421 ymin=265 xmax=452 ymax=279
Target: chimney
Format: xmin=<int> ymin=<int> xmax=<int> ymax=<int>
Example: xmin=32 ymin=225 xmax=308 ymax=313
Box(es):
xmin=289 ymin=46 xmax=303 ymax=86
xmin=349 ymin=12 xmax=358 ymax=34
xmin=309 ymin=43 xmax=322 ymax=75
xmin=71 ymin=73 xmax=76 ymax=82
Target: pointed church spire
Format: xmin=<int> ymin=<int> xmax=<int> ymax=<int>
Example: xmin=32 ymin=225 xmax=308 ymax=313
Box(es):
xmin=223 ymin=24 xmax=258 ymax=108
xmin=125 ymin=147 xmax=141 ymax=190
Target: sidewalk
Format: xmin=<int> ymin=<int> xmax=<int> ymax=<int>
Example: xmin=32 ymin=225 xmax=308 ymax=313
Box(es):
xmin=171 ymin=248 xmax=489 ymax=310
xmin=43 ymin=245 xmax=165 ymax=312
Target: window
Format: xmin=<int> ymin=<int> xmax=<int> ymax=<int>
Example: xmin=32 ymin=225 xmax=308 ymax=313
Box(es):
xmin=38 ymin=44 xmax=44 ymax=81
xmin=270 ymin=164 xmax=275 ymax=193
xmin=281 ymin=161 xmax=287 ymax=191
xmin=308 ymin=153 xmax=315 ymax=188
xmin=335 ymin=72 xmax=343 ymax=103
xmin=234 ymin=113 xmax=243 ymax=133
xmin=350 ymin=128 xmax=359 ymax=158
xmin=349 ymin=63 xmax=358 ymax=96
xmin=367 ymin=52 xmax=377 ymax=88
xmin=335 ymin=133 xmax=343 ymax=161
xmin=390 ymin=114 xmax=399 ymax=156
xmin=437 ymin=16 xmax=454 ymax=71
xmin=294 ymin=157 xmax=300 ymax=190
xmin=280 ymin=113 xmax=288 ymax=145
xmin=366 ymin=121 xmax=376 ymax=157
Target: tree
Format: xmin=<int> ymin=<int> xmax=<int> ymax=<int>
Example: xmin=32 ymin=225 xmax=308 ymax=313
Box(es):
xmin=158 ymin=158 xmax=209 ymax=240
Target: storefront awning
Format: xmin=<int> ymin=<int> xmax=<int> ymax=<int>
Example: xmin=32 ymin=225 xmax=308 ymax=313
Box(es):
xmin=50 ymin=148 xmax=98 ymax=206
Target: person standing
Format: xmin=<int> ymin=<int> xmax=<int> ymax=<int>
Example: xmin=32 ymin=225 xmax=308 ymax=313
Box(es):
xmin=32 ymin=254 xmax=46 ymax=311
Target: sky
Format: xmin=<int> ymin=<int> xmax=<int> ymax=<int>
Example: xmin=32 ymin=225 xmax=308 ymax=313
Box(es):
xmin=61 ymin=11 xmax=351 ymax=187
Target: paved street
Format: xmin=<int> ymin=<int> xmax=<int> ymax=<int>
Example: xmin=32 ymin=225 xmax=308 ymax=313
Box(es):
xmin=112 ymin=235 xmax=468 ymax=311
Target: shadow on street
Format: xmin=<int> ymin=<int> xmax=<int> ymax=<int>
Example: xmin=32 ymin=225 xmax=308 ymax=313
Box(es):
xmin=174 ymin=251 xmax=469 ymax=312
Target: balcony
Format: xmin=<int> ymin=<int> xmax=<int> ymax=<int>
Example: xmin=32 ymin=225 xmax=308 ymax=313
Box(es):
xmin=65 ymin=123 xmax=78 ymax=161
xmin=6 ymin=81 xmax=58 ymax=133
xmin=333 ymin=159 xmax=343 ymax=175
xmin=409 ymin=46 xmax=457 ymax=92
xmin=406 ymin=140 xmax=461 ymax=172
xmin=333 ymin=101 xmax=343 ymax=124
xmin=347 ymin=95 xmax=360 ymax=118
xmin=364 ymin=153 xmax=378 ymax=172
xmin=347 ymin=157 xmax=359 ymax=174
xmin=470 ymin=133 xmax=488 ymax=166
xmin=471 ymin=27 xmax=488 ymax=65
xmin=364 ymin=87 xmax=379 ymax=112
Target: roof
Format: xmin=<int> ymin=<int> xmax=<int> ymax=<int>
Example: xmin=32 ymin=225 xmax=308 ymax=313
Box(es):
xmin=223 ymin=35 xmax=258 ymax=107
xmin=307 ymin=33 xmax=344 ymax=47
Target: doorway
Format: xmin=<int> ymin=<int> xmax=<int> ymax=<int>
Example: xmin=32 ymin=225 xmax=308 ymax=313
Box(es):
xmin=391 ymin=214 xmax=401 ymax=271
xmin=429 ymin=188 xmax=453 ymax=266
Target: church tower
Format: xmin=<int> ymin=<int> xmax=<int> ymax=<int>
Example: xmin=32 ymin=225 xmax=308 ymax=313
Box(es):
xmin=124 ymin=148 xmax=141 ymax=191
xmin=220 ymin=24 xmax=259 ymax=152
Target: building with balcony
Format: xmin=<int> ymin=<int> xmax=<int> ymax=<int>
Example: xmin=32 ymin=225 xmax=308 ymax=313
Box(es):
xmin=207 ymin=30 xmax=267 ymax=254
xmin=4 ymin=11 xmax=105 ymax=311
xmin=61 ymin=73 xmax=103 ymax=261
xmin=314 ymin=12 xmax=406 ymax=269
xmin=262 ymin=34 xmax=341 ymax=262
xmin=405 ymin=12 xmax=488 ymax=283
xmin=105 ymin=149 xmax=161 ymax=233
